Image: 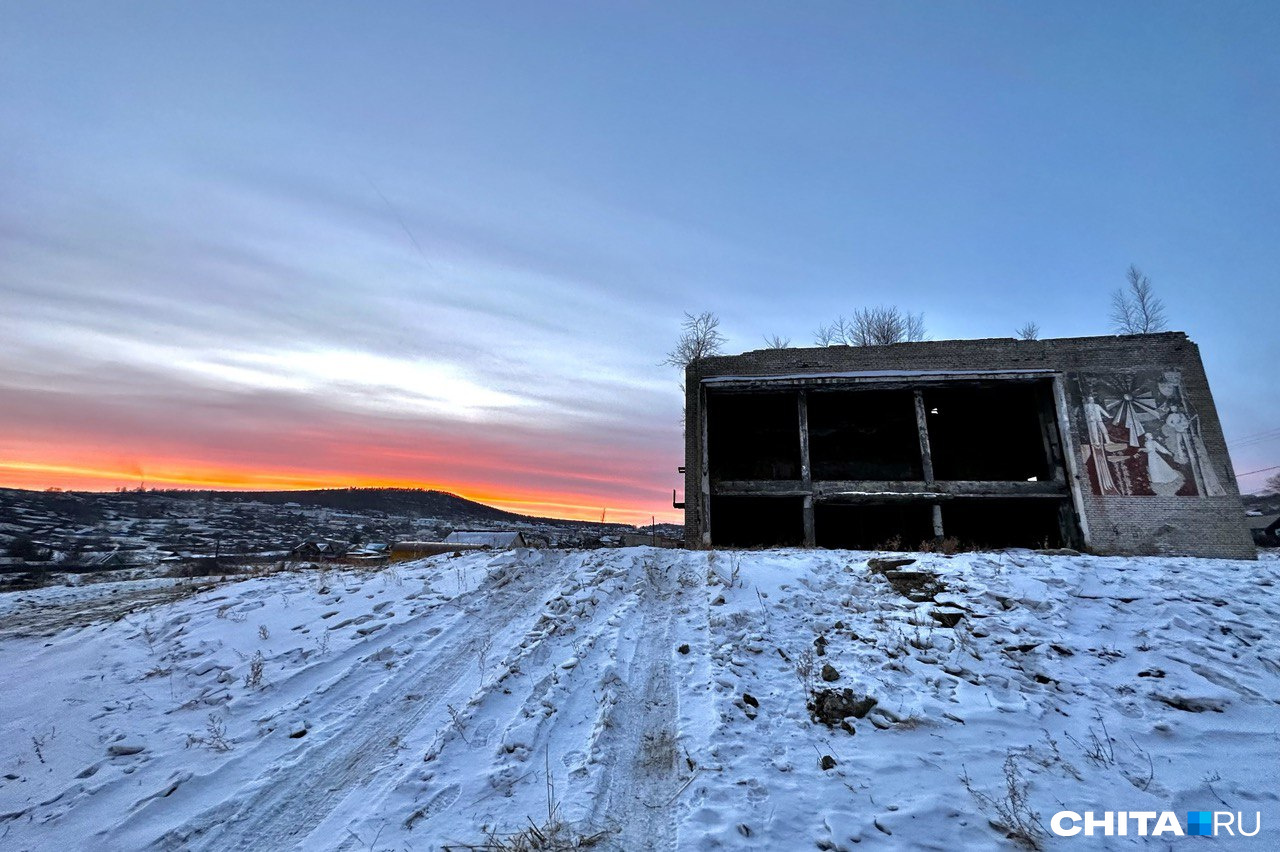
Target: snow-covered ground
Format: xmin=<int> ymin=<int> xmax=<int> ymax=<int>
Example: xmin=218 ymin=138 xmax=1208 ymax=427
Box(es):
xmin=1 ymin=548 xmax=1277 ymax=850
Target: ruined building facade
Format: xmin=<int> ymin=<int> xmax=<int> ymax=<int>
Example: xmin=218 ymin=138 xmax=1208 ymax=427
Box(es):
xmin=682 ymin=333 xmax=1254 ymax=559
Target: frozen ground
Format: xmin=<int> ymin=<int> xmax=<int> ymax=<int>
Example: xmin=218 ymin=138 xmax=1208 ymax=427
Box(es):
xmin=0 ymin=547 xmax=1277 ymax=850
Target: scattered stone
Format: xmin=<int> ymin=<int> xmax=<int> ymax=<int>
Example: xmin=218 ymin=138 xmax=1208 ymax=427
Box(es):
xmin=814 ymin=635 xmax=827 ymax=656
xmin=867 ymin=557 xmax=917 ymax=572
xmin=742 ymin=693 xmax=759 ymax=708
xmin=1138 ymin=668 xmax=1166 ymax=679
xmin=820 ymin=755 xmax=837 ymax=771
xmin=107 ymin=744 xmax=144 ymax=756
xmin=840 ymin=720 xmax=856 ymax=735
xmin=882 ymin=571 xmax=942 ymax=601
xmin=712 ymin=595 xmax=726 ymax=606
xmin=929 ymin=609 xmax=964 ymax=628
xmin=809 ymin=688 xmax=877 ymax=726
xmin=820 ymin=663 xmax=840 ymax=682
xmin=1038 ymin=547 xmax=1081 ymax=556
xmin=677 ymin=644 xmax=690 ymax=655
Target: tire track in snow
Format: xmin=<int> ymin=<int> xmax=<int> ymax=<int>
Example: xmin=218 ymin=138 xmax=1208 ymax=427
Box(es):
xmin=340 ymin=554 xmax=640 ymax=844
xmin=585 ymin=556 xmax=685 ymax=851
xmin=124 ymin=552 xmax=580 ymax=851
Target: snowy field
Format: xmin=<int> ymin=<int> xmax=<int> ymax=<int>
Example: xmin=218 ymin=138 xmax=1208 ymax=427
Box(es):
xmin=1 ymin=547 xmax=1277 ymax=850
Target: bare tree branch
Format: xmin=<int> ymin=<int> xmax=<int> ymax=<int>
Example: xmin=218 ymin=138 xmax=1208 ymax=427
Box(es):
xmin=1016 ymin=321 xmax=1040 ymax=341
xmin=815 ymin=306 xmax=926 ymax=346
xmin=813 ymin=319 xmax=844 ymax=346
xmin=762 ymin=333 xmax=791 ymax=349
xmin=663 ymin=311 xmax=726 ymax=369
xmin=1111 ymin=265 xmax=1168 ymax=334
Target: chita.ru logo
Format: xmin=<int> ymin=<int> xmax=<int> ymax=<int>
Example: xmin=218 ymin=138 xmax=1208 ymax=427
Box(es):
xmin=1050 ymin=810 xmax=1262 ymax=837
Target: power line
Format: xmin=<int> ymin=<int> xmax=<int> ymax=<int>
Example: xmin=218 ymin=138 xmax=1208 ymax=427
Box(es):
xmin=1229 ymin=428 xmax=1280 ymax=448
xmin=1229 ymin=425 xmax=1280 ymax=445
xmin=1235 ymin=465 xmax=1279 ymax=479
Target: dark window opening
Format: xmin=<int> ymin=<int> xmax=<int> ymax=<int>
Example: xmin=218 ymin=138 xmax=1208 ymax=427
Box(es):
xmin=808 ymin=389 xmax=923 ymax=481
xmin=923 ymin=382 xmax=1055 ymax=481
xmin=710 ymin=496 xmax=805 ymax=547
xmin=814 ymin=503 xmax=935 ymax=550
xmin=707 ymin=391 xmax=800 ymax=480
xmin=941 ymin=499 xmax=1066 ymax=549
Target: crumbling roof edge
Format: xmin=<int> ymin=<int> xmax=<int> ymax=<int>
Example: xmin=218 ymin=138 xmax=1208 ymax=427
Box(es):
xmin=701 ymin=367 xmax=1059 ymax=384
xmin=714 ymin=330 xmax=1192 ymax=362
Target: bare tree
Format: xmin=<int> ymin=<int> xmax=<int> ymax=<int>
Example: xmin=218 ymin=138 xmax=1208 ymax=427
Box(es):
xmin=815 ymin=306 xmax=926 ymax=346
xmin=814 ymin=317 xmax=850 ymax=347
xmin=663 ymin=311 xmax=726 ymax=369
xmin=1016 ymin=321 xmax=1040 ymax=341
xmin=1111 ymin=265 xmax=1168 ymax=334
xmin=762 ymin=333 xmax=791 ymax=349
xmin=1264 ymin=471 xmax=1280 ymax=496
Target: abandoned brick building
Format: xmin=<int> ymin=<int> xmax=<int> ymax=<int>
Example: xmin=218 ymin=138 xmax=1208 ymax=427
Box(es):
xmin=681 ymin=332 xmax=1254 ymax=559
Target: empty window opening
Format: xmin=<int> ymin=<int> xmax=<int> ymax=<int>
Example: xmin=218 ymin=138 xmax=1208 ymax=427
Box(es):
xmin=707 ymin=391 xmax=801 ymax=481
xmin=941 ymin=499 xmax=1066 ymax=549
xmin=710 ymin=496 xmax=805 ymax=547
xmin=923 ymin=382 xmax=1056 ymax=481
xmin=814 ymin=503 xmax=935 ymax=550
xmin=808 ymin=389 xmax=923 ymax=481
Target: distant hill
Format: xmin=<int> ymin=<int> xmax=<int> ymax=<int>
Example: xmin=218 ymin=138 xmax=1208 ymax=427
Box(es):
xmin=0 ymin=486 xmax=622 ymax=529
xmin=143 ymin=487 xmax=534 ymax=523
xmin=1 ymin=486 xmax=676 ymax=564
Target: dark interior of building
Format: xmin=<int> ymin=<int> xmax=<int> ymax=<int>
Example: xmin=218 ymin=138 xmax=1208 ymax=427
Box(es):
xmin=813 ymin=503 xmax=935 ymax=549
xmin=704 ymin=379 xmax=1076 ymax=550
xmin=941 ymin=498 xmax=1066 ymax=549
xmin=922 ymin=383 xmax=1055 ymax=481
xmin=707 ymin=391 xmax=801 ymax=480
xmin=808 ymin=389 xmax=923 ymax=480
xmin=709 ymin=495 xmax=805 ymax=547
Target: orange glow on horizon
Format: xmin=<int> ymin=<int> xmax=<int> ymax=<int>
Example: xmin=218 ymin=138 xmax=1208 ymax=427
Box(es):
xmin=0 ymin=458 xmax=682 ymax=527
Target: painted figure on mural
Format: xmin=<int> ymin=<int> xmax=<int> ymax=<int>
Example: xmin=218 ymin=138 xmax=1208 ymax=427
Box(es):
xmin=1140 ymin=432 xmax=1184 ymax=496
xmin=1082 ymin=394 xmax=1119 ymax=494
xmin=1074 ymin=370 xmax=1225 ymax=498
xmin=1162 ymin=405 xmax=1192 ymax=464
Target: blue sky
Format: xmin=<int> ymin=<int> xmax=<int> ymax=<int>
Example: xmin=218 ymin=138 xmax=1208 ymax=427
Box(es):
xmin=1 ymin=1 xmax=1277 ymax=514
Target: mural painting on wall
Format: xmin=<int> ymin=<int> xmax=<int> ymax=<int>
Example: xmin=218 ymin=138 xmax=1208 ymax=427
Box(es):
xmin=1074 ymin=370 xmax=1226 ymax=497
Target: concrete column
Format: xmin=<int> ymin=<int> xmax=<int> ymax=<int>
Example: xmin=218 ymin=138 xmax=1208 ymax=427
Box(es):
xmin=798 ymin=390 xmax=816 ymax=546
xmin=913 ymin=390 xmax=945 ymax=540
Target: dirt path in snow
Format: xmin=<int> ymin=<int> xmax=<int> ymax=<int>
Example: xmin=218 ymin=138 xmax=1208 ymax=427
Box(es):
xmin=136 ymin=555 xmax=575 ymax=851
xmin=0 ymin=582 xmax=214 ymax=640
xmin=585 ymin=557 xmax=684 ymax=850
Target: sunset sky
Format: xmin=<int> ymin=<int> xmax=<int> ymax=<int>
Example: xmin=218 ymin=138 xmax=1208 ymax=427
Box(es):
xmin=2 ymin=2 xmax=1278 ymax=524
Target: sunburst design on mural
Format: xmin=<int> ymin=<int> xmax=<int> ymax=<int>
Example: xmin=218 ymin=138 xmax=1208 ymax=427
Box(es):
xmin=1073 ymin=370 xmax=1227 ymax=498
xmin=1094 ymin=374 xmax=1161 ymax=447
